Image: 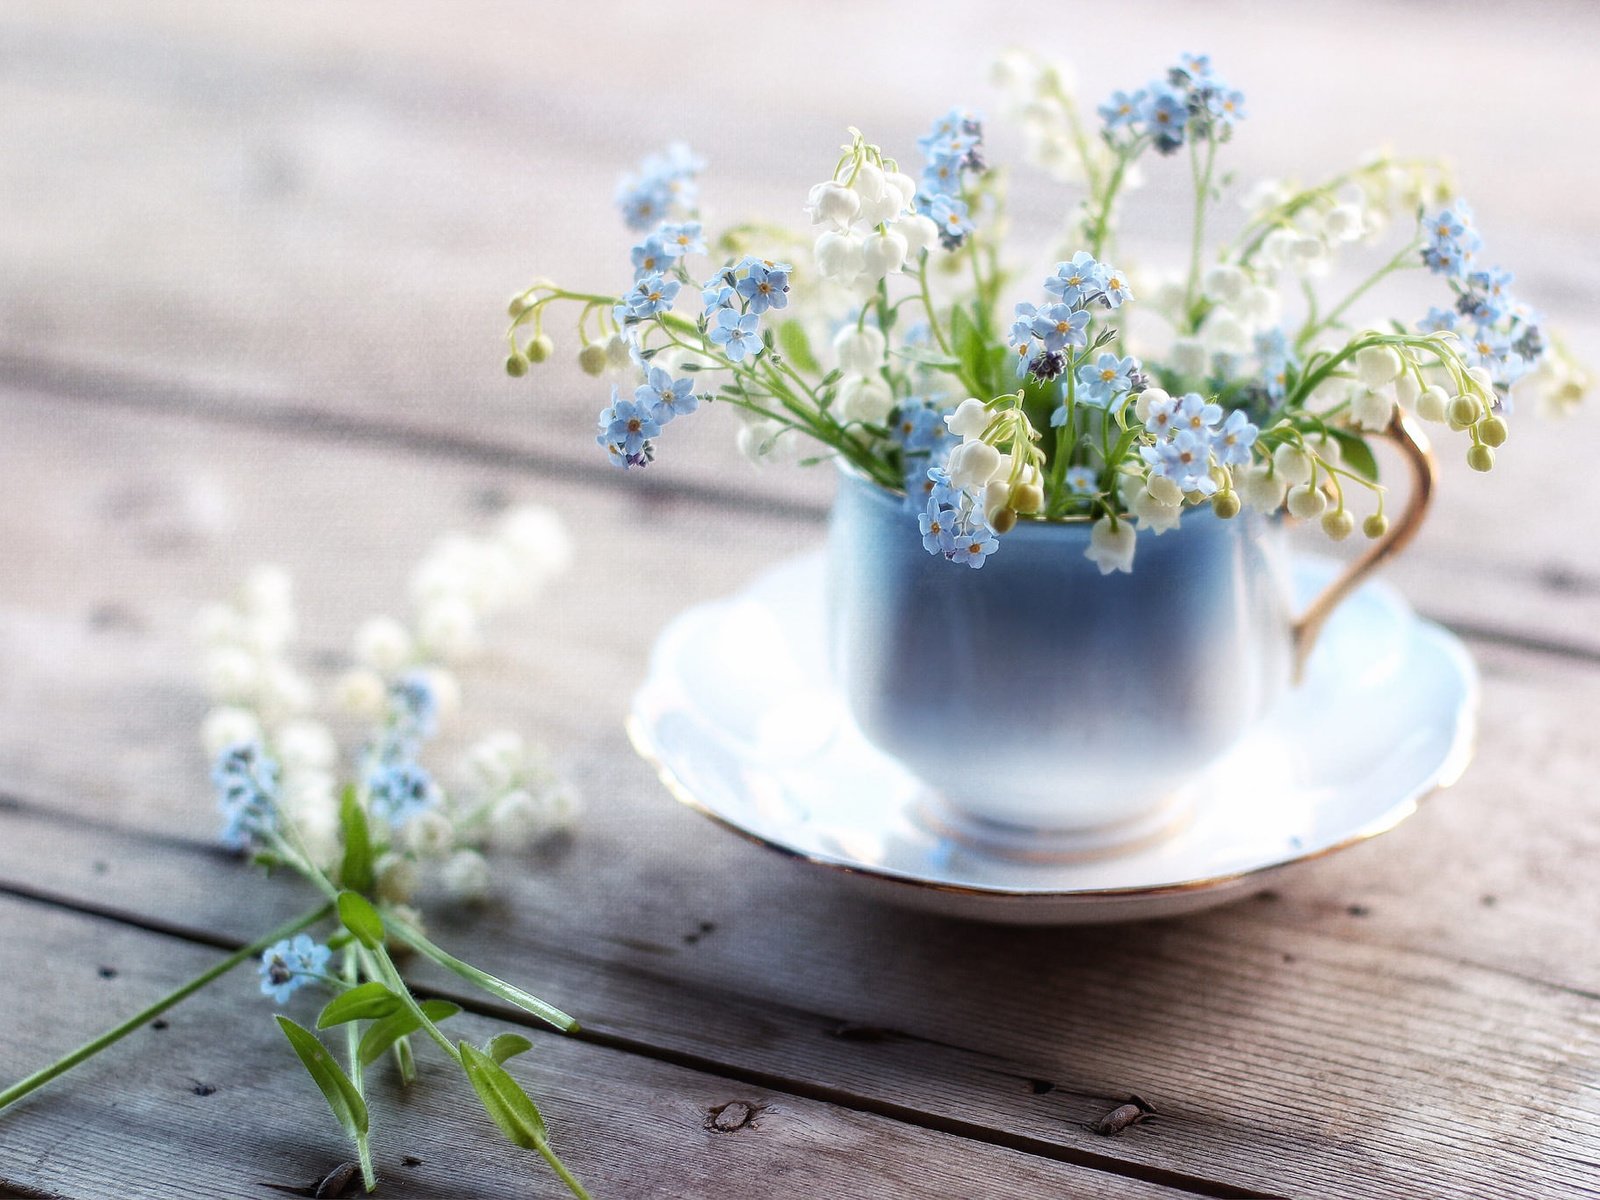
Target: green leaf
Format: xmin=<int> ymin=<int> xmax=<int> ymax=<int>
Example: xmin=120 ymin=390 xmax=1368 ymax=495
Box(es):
xmin=358 ymin=999 xmax=461 ymax=1068
xmin=486 ymin=1033 xmax=534 ymax=1064
xmin=889 ymin=344 xmax=960 ymax=369
xmin=387 ymin=922 xmax=578 ymax=1033
xmin=317 ymin=981 xmax=404 ymax=1029
xmin=460 ymin=1042 xmax=547 ymax=1150
xmin=336 ymin=891 xmax=384 ymax=950
xmin=776 ymin=321 xmax=820 ymax=375
xmin=1325 ymin=427 xmax=1380 ymax=482
xmin=949 ymin=304 xmax=992 ymax=395
xmin=338 ymin=785 xmax=373 ymax=894
xmin=275 ymin=1016 xmax=369 ymax=1137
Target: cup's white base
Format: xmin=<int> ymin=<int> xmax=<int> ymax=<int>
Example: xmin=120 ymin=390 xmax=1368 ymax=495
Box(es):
xmin=911 ymin=790 xmax=1195 ymax=864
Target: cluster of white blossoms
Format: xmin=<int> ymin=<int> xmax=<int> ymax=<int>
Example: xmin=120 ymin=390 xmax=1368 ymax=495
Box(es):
xmin=197 ymin=506 xmax=577 ymax=906
xmin=807 ymin=162 xmax=937 ymax=293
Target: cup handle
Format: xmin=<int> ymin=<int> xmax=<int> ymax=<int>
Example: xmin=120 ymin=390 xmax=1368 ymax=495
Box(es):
xmin=1290 ymin=410 xmax=1437 ymax=682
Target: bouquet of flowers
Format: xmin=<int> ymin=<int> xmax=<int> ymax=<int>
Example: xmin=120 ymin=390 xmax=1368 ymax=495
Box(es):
xmin=505 ymin=50 xmax=1585 ymax=574
xmin=1 ymin=509 xmax=592 ymax=1198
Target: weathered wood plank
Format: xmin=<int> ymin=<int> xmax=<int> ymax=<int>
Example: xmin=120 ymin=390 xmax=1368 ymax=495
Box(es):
xmin=0 ymin=897 xmax=1200 ymax=1200
xmin=0 ymin=390 xmax=1596 ymax=1196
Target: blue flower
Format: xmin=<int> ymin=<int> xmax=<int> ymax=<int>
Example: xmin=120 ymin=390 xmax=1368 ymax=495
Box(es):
xmin=1417 ymin=306 xmax=1459 ymax=334
xmin=1178 ymin=52 xmax=1213 ymax=79
xmin=1141 ymin=87 xmax=1189 ymax=154
xmin=1205 ymin=87 xmax=1246 ymax=133
xmin=259 ymin=935 xmax=332 ymax=1004
xmin=390 ymin=671 xmax=439 ymax=741
xmin=925 ymin=464 xmax=963 ymax=510
xmin=367 ymin=759 xmax=439 ymax=825
xmin=1463 ymin=266 xmax=1516 ymax=323
xmin=1420 ymin=205 xmax=1481 ymax=277
xmin=1255 ymin=329 xmax=1294 ymax=399
xmin=596 ymin=389 xmax=659 ymax=469
xmin=631 ymin=235 xmax=673 ymax=280
xmin=615 ymin=144 xmax=703 ymax=230
xmin=214 ymin=741 xmax=279 ymax=850
xmin=1045 ymin=252 xmax=1107 ymax=308
xmin=636 ymin=366 xmax=697 ymax=423
xmin=1008 ymin=302 xmax=1039 ymax=378
xmin=1141 ymin=428 xmax=1216 ymax=495
xmin=894 ymin=396 xmax=952 ymax=456
xmin=1143 ymin=390 xmax=1182 ymax=437
xmin=1100 ymin=265 xmax=1134 ymax=308
xmin=917 ymin=109 xmax=985 ymax=188
xmin=952 ymin=528 xmax=1000 ymax=569
xmin=1065 ymin=466 xmax=1099 ymax=496
xmin=1075 ymin=352 xmax=1139 ymax=409
xmin=1173 ymin=392 xmax=1223 ymax=437
xmin=1098 ymin=89 xmax=1147 ymax=131
xmin=734 ymin=258 xmax=791 ymax=314
xmin=708 ymin=307 xmax=763 ymax=362
xmin=918 ymin=502 xmax=956 ymax=554
xmin=1031 ymin=304 xmax=1091 ymax=353
xmin=617 ymin=273 xmax=680 ymax=321
xmin=701 ymin=274 xmax=736 ymax=314
xmin=1211 ymin=410 xmax=1259 ymax=467
xmin=658 ymin=222 xmax=706 ymax=257
xmin=918 ymin=192 xmax=975 ymax=249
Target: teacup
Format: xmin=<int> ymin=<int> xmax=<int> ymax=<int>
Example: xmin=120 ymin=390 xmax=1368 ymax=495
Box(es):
xmin=825 ymin=414 xmax=1433 ymax=855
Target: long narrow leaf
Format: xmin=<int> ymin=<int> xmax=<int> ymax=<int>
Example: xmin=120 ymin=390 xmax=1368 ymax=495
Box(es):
xmin=386 ymin=921 xmax=577 ymax=1033
xmin=317 ymin=981 xmax=404 ymax=1029
xmin=460 ymin=1042 xmax=547 ymax=1150
xmin=357 ymin=999 xmax=461 ymax=1068
xmin=275 ymin=1016 xmax=368 ymax=1137
xmin=338 ymin=785 xmax=374 ymax=894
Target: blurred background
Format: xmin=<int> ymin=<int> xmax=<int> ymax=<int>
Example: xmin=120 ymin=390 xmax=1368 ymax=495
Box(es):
xmin=0 ymin=0 xmax=1597 ymax=832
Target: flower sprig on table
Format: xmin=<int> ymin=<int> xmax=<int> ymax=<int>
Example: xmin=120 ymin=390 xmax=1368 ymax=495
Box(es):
xmin=504 ymin=51 xmax=1585 ymax=577
xmin=0 ymin=508 xmax=592 ymax=1199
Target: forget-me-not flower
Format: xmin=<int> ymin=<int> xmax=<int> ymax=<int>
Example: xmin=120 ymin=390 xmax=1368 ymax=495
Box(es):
xmin=214 ymin=740 xmax=280 ymax=850
xmin=1076 ymin=352 xmax=1139 ymax=409
xmin=708 ymin=308 xmax=763 ymax=362
xmin=636 ymin=367 xmax=697 ymax=423
xmin=259 ymin=934 xmax=332 ymax=1004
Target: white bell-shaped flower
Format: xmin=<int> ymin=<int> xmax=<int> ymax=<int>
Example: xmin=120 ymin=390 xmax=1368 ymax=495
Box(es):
xmin=1086 ymin=517 xmax=1137 ymax=575
xmin=861 ymin=229 xmax=909 ymax=279
xmin=814 ymin=230 xmax=865 ymax=283
xmin=805 ymin=180 xmax=861 ymax=230
xmin=833 ymin=324 xmax=886 ymax=375
xmin=944 ymin=397 xmax=991 ymax=440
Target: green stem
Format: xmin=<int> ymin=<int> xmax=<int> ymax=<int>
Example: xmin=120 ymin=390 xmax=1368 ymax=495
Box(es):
xmin=366 ymin=945 xmax=461 ymax=1064
xmin=0 ymin=901 xmax=333 ymax=1113
xmin=1184 ymin=138 xmax=1219 ymax=324
xmin=538 ymin=1141 xmax=593 ymax=1200
xmin=342 ymin=949 xmax=377 ymax=1193
xmin=385 ymin=919 xmax=576 ymax=1034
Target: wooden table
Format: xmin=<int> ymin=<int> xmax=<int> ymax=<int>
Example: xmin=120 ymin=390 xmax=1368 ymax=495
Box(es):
xmin=2 ymin=3 xmax=1597 ymax=1196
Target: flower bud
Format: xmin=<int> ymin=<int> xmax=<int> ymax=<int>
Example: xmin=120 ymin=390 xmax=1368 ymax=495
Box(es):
xmin=945 ymin=397 xmax=990 ymax=440
xmin=1146 ymin=472 xmax=1184 ymax=507
xmin=948 ymin=440 xmax=1003 ymax=491
xmin=1352 ymin=388 xmax=1395 ymax=431
xmin=375 ymin=852 xmax=417 ymax=904
xmin=837 ymin=374 xmax=894 ymax=425
xmin=1272 ymin=444 xmax=1314 ymax=486
xmin=1213 ymin=490 xmax=1242 ymax=519
xmin=507 ymin=294 xmax=532 ymax=317
xmin=605 ymin=333 xmax=632 ymax=368
xmin=1321 ymin=508 xmax=1355 ymax=541
xmin=1287 ymin=483 xmax=1328 ymax=520
xmin=1394 ymin=372 xmax=1421 ymax=408
xmin=1467 ymin=443 xmax=1495 ymax=473
xmin=1446 ymin=395 xmax=1479 ymax=429
xmin=833 ymin=324 xmax=887 ymax=375
xmin=1324 ymin=203 xmax=1365 ymax=242
xmin=805 ymin=180 xmax=861 ymax=229
xmin=1477 ymin=415 xmax=1508 ymax=447
xmin=990 ymin=507 xmax=1018 ymax=534
xmin=983 ymin=480 xmax=1012 ymax=524
xmin=578 ymin=343 xmax=608 ymax=376
xmin=896 ymin=214 xmax=939 ymax=258
xmin=814 ymin=230 xmax=865 ymax=282
xmin=1362 ymin=513 xmax=1389 ymax=539
xmin=524 ymin=334 xmax=554 ymax=363
xmin=862 ymin=229 xmax=909 ymax=279
xmin=1416 ymin=384 xmax=1449 ymax=423
xmin=1355 ymin=345 xmax=1403 ymax=388
xmin=504 ymin=353 xmax=529 ymax=378
xmin=1013 ymin=482 xmax=1045 ymax=513
xmin=441 ymin=849 xmax=492 ymax=902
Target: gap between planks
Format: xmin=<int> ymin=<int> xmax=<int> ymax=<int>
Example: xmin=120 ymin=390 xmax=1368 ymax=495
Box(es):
xmin=0 ymin=880 xmax=1277 ymax=1200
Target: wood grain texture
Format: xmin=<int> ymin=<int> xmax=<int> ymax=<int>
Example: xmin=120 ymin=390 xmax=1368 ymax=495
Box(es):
xmin=0 ymin=898 xmax=1205 ymax=1200
xmin=0 ymin=391 xmax=1596 ymax=1197
xmin=1 ymin=2 xmax=1599 ymax=1196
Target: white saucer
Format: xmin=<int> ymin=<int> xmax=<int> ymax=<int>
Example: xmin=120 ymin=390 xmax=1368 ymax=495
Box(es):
xmin=627 ymin=551 xmax=1478 ymax=924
